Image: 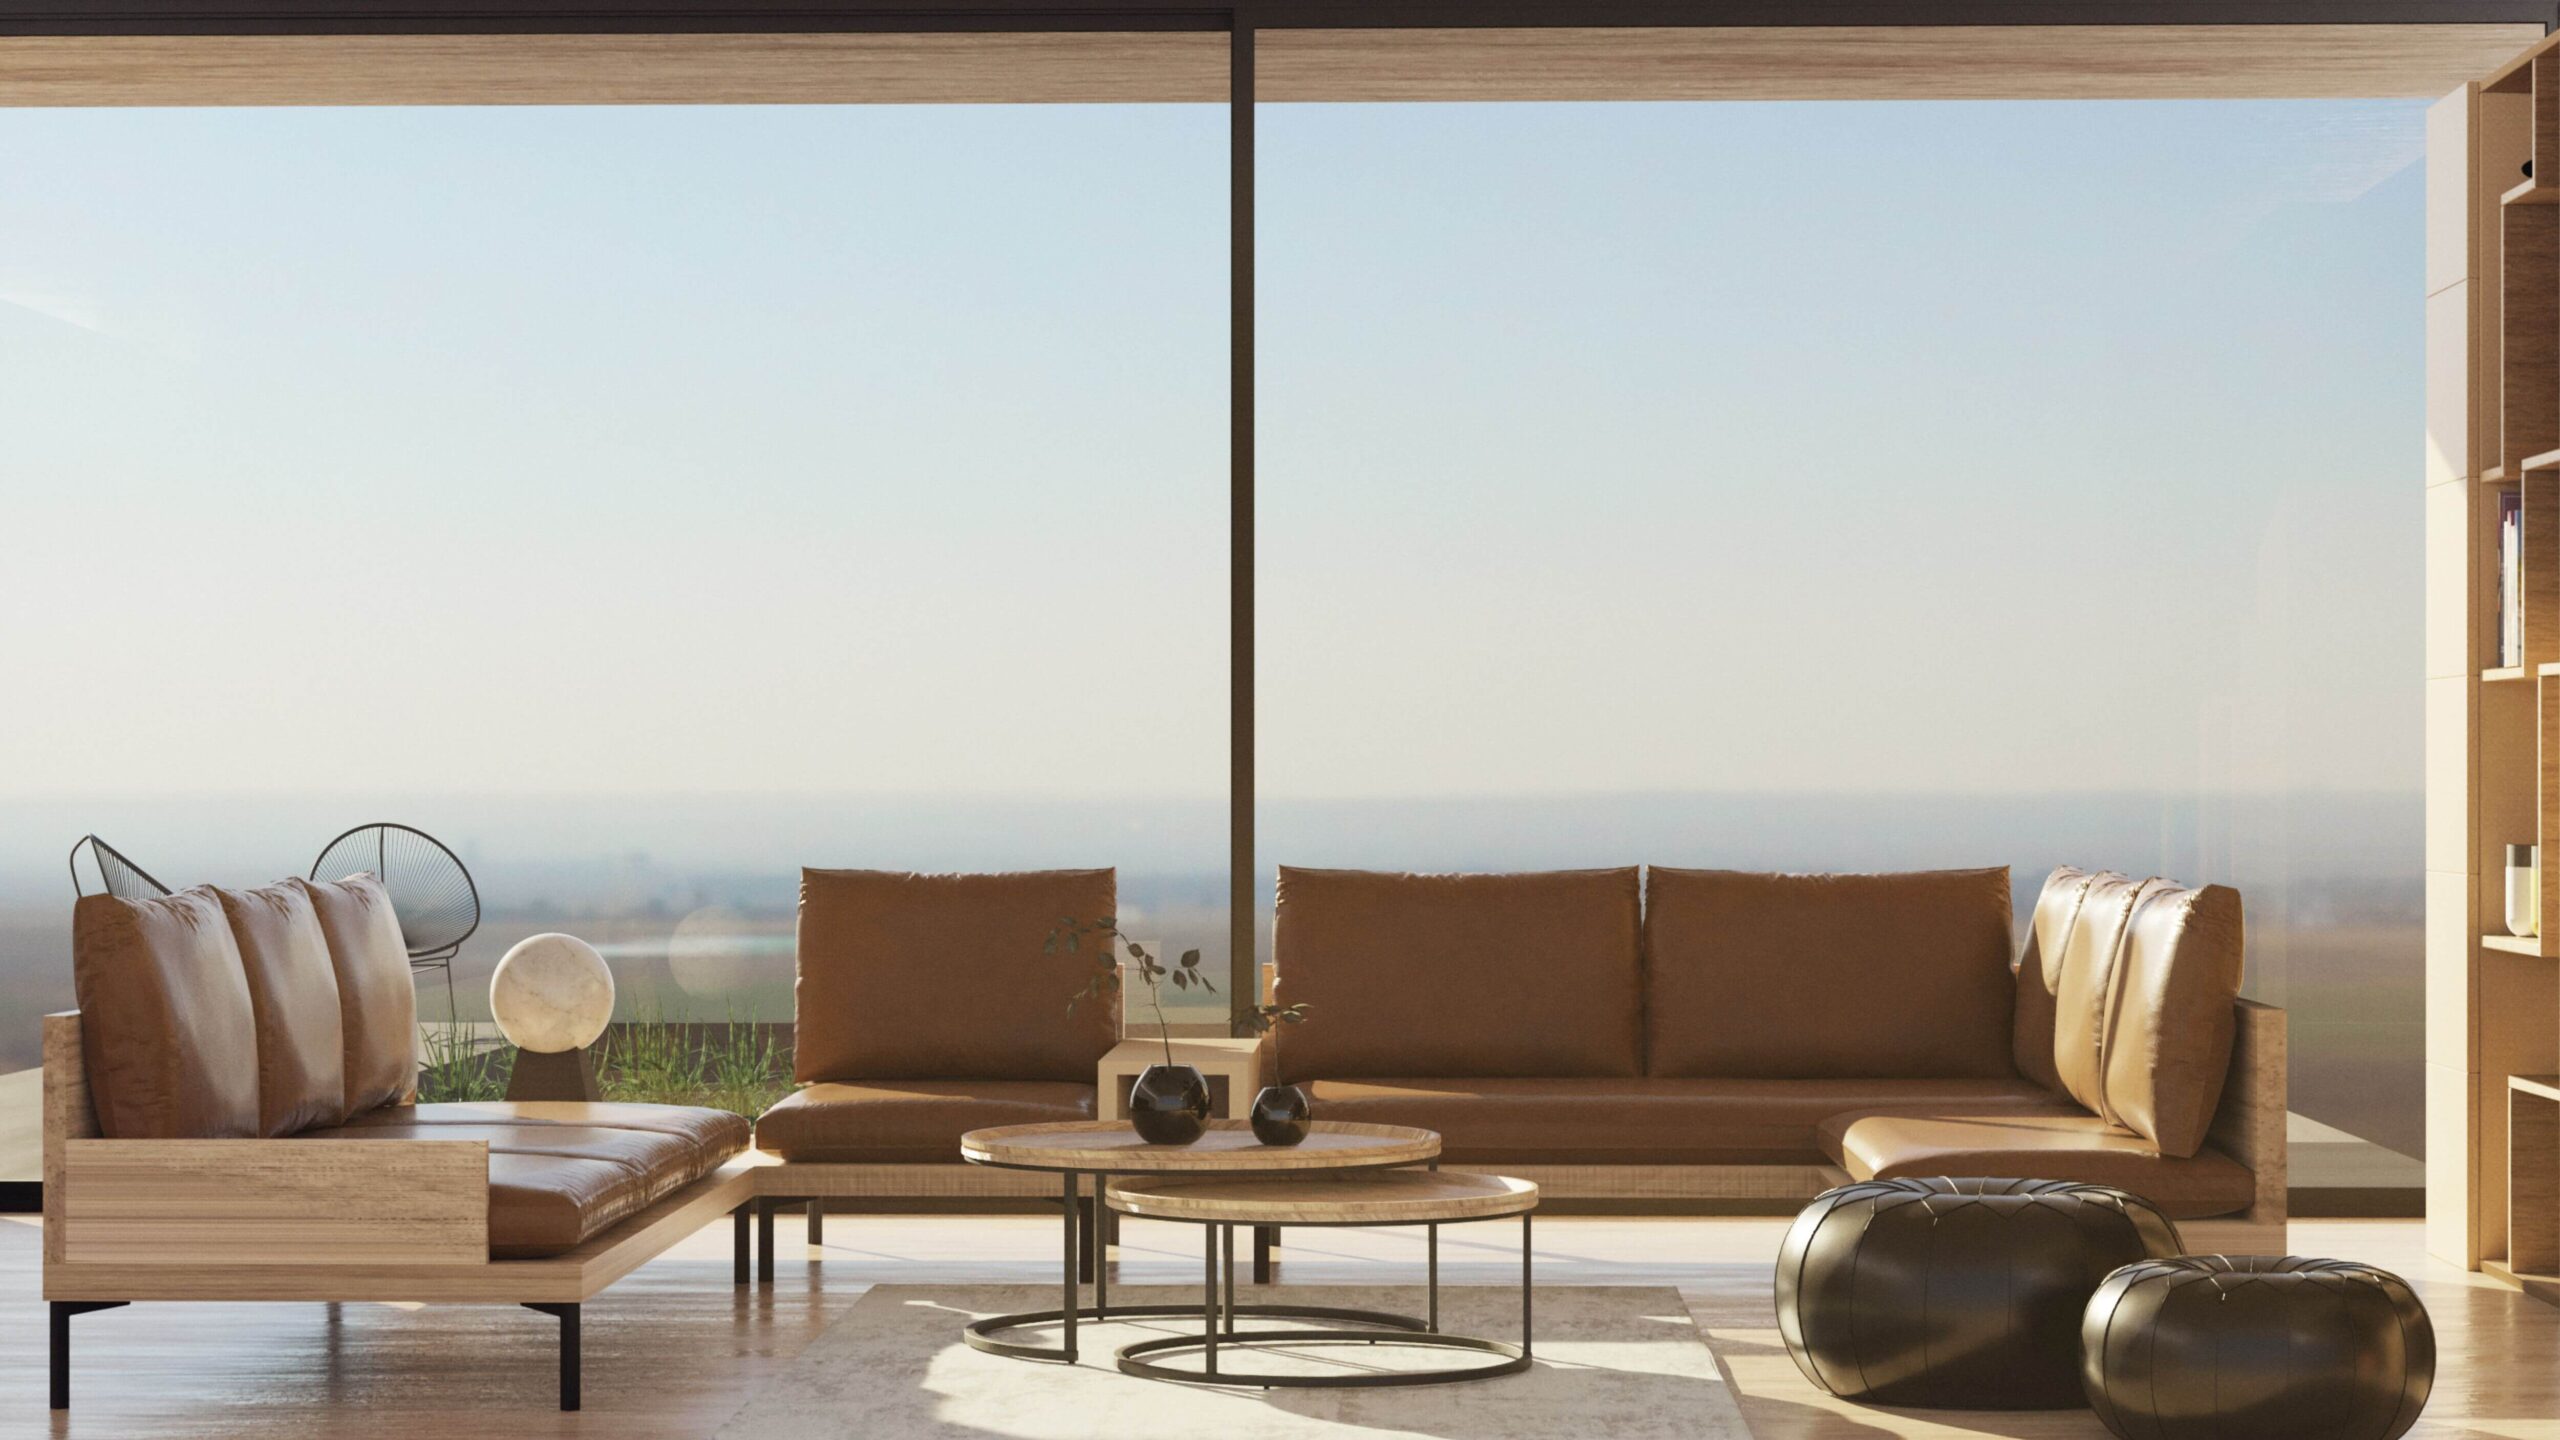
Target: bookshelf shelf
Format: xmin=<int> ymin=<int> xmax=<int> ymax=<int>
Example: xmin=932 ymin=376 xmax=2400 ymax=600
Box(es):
xmin=2434 ymin=42 xmax=2560 ymax=1305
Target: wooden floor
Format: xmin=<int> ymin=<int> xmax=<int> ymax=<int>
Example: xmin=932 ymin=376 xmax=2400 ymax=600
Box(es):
xmin=1 ymin=1212 xmax=2553 ymax=1438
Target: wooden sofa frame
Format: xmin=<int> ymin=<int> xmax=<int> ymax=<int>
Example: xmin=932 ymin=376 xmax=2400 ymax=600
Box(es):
xmin=40 ymin=1012 xmax=770 ymax=1412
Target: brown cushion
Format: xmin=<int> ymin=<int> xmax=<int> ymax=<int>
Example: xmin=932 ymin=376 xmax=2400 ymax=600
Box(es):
xmin=71 ymin=888 xmax=260 ymax=1139
xmin=1272 ymin=867 xmax=1642 ymax=1079
xmin=1302 ymin=1076 xmax=2055 ymax=1165
xmin=794 ymin=869 xmax=1117 ymax=1084
xmin=296 ymin=874 xmax=419 ymax=1114
xmin=2011 ymin=867 xmax=2103 ymax=1095
xmin=486 ymin=1153 xmax=654 ymax=1260
xmin=337 ymin=1100 xmax=751 ymax=1173
xmin=1643 ymin=868 xmax=2017 ymax=1079
xmin=2103 ymin=881 xmax=2246 ymax=1157
xmin=215 ymin=882 xmax=350 ymax=1135
xmin=317 ymin=1101 xmax=752 ymax=1257
xmin=2052 ymin=871 xmax=2147 ymax=1115
xmin=754 ymin=1080 xmax=1097 ymax=1163
xmin=1817 ymin=1107 xmax=2258 ymax=1220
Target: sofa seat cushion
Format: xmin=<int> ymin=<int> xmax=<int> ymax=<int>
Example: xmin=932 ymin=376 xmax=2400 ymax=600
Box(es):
xmin=339 ymin=1100 xmax=751 ymax=1173
xmin=755 ymin=1081 xmax=1096 ymax=1163
xmin=1817 ymin=1108 xmax=2258 ymax=1220
xmin=1301 ymin=1077 xmax=2054 ymax=1165
xmin=318 ymin=1102 xmax=752 ymax=1257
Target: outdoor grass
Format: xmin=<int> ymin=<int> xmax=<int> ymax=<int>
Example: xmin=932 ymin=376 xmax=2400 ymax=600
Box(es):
xmin=414 ymin=1010 xmax=794 ymax=1118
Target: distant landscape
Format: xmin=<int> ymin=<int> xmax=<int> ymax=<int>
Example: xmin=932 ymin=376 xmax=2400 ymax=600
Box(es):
xmin=0 ymin=788 xmax=2422 ymax=1162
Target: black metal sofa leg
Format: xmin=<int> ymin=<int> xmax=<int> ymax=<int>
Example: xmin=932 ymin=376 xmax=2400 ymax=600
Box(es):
xmin=807 ymin=1199 xmax=824 ymax=1246
xmin=757 ymin=1197 xmax=778 ymax=1283
xmin=734 ymin=1202 xmax=752 ymax=1284
xmin=50 ymin=1300 xmax=129 ymax=1410
xmin=524 ymin=1302 xmax=580 ymax=1411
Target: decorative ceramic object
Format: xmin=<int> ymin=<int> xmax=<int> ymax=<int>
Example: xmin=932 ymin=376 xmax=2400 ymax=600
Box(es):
xmin=1129 ymin=1063 xmax=1212 ymax=1145
xmin=1250 ymin=1083 xmax=1312 ymax=1146
xmin=490 ymin=932 xmax=615 ymax=1054
xmin=2508 ymin=845 xmax=2539 ymax=938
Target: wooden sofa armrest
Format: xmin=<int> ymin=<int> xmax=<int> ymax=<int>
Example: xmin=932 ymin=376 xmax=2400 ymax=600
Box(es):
xmin=56 ymin=1138 xmax=491 ymax=1267
xmin=44 ymin=1010 xmax=489 ymax=1268
xmin=2208 ymin=998 xmax=2288 ymax=1225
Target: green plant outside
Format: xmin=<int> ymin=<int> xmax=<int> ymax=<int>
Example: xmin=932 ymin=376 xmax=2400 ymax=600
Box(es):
xmin=413 ymin=1011 xmax=793 ymax=1118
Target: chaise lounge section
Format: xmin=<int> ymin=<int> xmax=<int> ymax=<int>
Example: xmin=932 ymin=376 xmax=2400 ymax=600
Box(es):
xmin=1274 ymin=863 xmax=2283 ymax=1253
xmin=44 ymin=875 xmax=755 ymax=1411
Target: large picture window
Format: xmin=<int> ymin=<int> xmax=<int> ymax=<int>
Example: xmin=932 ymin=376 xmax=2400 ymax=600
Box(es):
xmin=1259 ymin=98 xmax=2427 ymax=1192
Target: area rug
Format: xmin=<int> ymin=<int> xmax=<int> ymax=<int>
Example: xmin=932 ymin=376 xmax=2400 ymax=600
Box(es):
xmin=713 ymin=1284 xmax=1752 ymax=1439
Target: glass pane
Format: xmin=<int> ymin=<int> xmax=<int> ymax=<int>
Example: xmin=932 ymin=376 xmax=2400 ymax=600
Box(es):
xmin=1261 ymin=98 xmax=2425 ymax=1195
xmin=0 ymin=103 xmax=1227 ymax=1149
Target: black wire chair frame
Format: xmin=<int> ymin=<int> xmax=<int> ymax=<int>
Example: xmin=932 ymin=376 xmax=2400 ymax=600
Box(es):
xmin=310 ymin=822 xmax=480 ymax=1025
xmin=67 ymin=834 xmax=172 ymax=902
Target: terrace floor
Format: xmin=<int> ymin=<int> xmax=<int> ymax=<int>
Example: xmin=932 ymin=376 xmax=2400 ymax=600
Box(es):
xmin=0 ymin=1214 xmax=2548 ymax=1438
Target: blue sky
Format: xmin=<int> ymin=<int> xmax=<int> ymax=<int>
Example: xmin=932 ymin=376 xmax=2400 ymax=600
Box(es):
xmin=0 ymin=98 xmax=2424 ymax=807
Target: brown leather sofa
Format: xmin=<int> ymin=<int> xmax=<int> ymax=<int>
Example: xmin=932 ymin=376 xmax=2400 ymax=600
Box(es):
xmin=1272 ymin=864 xmax=2283 ymax=1252
xmin=45 ymin=875 xmax=755 ymax=1411
xmin=749 ymin=867 xmax=1124 ymax=1273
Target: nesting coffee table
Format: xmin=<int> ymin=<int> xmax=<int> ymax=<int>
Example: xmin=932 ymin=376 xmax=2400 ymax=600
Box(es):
xmin=1108 ymin=1169 xmax=1538 ymax=1386
xmin=957 ymin=1119 xmax=1444 ymax=1366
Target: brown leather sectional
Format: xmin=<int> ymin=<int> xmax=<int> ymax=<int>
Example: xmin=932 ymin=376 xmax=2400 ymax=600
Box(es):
xmin=754 ymin=867 xmax=1122 ymax=1166
xmin=68 ymin=877 xmax=748 ymax=1258
xmin=1272 ymin=863 xmax=2269 ymax=1223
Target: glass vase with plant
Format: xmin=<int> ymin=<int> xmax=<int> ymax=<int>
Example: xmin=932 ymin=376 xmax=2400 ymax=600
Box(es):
xmin=1235 ymin=1001 xmax=1314 ymax=1144
xmin=1055 ymin=916 xmax=1216 ymax=1144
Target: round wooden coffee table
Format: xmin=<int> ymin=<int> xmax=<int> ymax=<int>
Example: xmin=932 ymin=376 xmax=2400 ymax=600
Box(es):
xmin=1106 ymin=1170 xmax=1539 ymax=1387
xmin=957 ymin=1119 xmax=1440 ymax=1364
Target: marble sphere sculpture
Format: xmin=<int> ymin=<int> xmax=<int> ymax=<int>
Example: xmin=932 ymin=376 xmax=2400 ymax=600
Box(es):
xmin=491 ymin=933 xmax=616 ymax=1054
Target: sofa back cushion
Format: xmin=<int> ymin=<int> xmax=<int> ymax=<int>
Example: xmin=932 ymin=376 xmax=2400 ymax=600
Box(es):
xmin=1644 ymin=867 xmax=2017 ymax=1079
xmin=2050 ymin=871 xmax=2152 ymax=1116
xmin=2011 ymin=866 xmax=2108 ymax=1095
xmin=1271 ymin=866 xmax=1643 ymax=1079
xmin=2101 ymin=880 xmax=2246 ymax=1156
xmin=795 ymin=868 xmax=1118 ymax=1084
xmin=71 ymin=888 xmax=261 ymax=1139
xmin=297 ymin=874 xmax=419 ymax=1115
xmin=216 ymin=882 xmax=349 ymax=1135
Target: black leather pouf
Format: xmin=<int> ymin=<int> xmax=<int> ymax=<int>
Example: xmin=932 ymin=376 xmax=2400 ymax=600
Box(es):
xmin=1775 ymin=1176 xmax=2183 ymax=1409
xmin=2082 ymin=1255 xmax=2434 ymax=1440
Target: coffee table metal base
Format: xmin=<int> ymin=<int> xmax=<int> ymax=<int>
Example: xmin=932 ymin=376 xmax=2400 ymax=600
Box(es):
xmin=1110 ymin=1214 xmax=1533 ymax=1388
xmin=956 ymin=1170 xmax=1436 ymax=1364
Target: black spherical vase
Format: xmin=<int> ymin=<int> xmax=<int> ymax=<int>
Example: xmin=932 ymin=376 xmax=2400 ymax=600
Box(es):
xmin=1128 ymin=1063 xmax=1212 ymax=1145
xmin=1249 ymin=1084 xmax=1312 ymax=1146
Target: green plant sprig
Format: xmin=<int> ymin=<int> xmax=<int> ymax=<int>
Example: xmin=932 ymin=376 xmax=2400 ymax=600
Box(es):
xmin=1051 ymin=915 xmax=1213 ymax=1068
xmin=1233 ymin=1001 xmax=1312 ymax=1085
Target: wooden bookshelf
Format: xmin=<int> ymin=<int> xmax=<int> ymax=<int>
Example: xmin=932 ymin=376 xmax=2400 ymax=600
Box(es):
xmin=2431 ymin=38 xmax=2560 ymax=1306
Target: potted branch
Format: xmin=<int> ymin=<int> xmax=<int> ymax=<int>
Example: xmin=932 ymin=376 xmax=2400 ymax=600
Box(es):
xmin=1057 ymin=917 xmax=1216 ymax=1145
xmin=1235 ymin=1001 xmax=1313 ymax=1145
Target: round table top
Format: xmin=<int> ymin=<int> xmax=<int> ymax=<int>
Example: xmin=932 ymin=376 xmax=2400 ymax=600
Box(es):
xmin=1105 ymin=1170 xmax=1539 ymax=1226
xmin=959 ymin=1119 xmax=1439 ymax=1174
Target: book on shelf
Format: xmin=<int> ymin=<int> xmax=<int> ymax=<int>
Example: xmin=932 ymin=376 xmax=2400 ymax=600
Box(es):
xmin=2503 ymin=489 xmax=2524 ymax=669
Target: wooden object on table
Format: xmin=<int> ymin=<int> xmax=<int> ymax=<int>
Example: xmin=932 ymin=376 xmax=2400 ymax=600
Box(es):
xmin=1107 ymin=1169 xmax=1537 ymax=1226
xmin=962 ymin=1118 xmax=1436 ymax=1174
xmin=505 ymin=1047 xmax=603 ymax=1103
xmin=1096 ymin=1036 xmax=1268 ymax=1121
